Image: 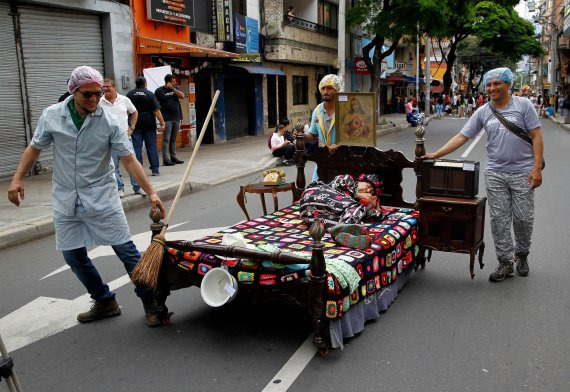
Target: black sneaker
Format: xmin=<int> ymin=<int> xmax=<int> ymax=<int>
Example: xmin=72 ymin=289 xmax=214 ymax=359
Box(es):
xmin=77 ymin=299 xmax=121 ymax=323
xmin=283 ymin=159 xmax=294 ymax=166
xmin=515 ymin=252 xmax=529 ymax=277
xmin=489 ymin=261 xmax=514 ymax=282
xmin=163 ymin=159 xmax=175 ymax=166
xmin=171 ymin=157 xmax=184 ymax=164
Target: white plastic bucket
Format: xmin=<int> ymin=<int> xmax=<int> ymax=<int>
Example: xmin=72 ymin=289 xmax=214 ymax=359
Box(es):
xmin=200 ymin=267 xmax=238 ymax=307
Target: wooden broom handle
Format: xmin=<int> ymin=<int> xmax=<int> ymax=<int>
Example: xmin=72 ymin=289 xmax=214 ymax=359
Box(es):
xmin=159 ymin=90 xmax=220 ymax=235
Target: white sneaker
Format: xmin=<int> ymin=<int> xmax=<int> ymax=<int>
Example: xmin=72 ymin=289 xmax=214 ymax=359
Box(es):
xmin=134 ymin=188 xmax=147 ymax=197
xmin=118 ymin=189 xmax=125 ymax=198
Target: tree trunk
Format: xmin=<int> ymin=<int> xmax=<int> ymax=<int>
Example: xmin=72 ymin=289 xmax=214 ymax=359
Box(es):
xmin=362 ymin=35 xmax=400 ymax=93
xmin=443 ymin=40 xmax=458 ymax=95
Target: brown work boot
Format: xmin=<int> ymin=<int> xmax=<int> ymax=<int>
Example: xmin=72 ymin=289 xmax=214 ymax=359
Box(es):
xmin=489 ymin=258 xmax=514 ymax=282
xmin=143 ymin=301 xmax=162 ymax=328
xmin=77 ymin=299 xmax=121 ymax=323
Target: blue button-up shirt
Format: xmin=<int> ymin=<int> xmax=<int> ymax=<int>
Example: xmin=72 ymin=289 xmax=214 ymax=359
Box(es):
xmin=31 ymin=96 xmax=134 ymax=216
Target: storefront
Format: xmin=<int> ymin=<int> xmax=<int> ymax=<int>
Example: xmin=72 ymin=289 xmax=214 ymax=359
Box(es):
xmin=131 ymin=1 xmax=249 ymax=143
xmin=0 ymin=0 xmax=134 ymax=178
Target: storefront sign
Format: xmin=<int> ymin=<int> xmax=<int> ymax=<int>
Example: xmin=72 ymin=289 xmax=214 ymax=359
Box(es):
xmin=235 ymin=13 xmax=247 ymax=53
xmin=246 ymin=17 xmax=259 ymax=53
xmin=354 ymin=57 xmax=369 ymax=74
xmin=231 ymin=53 xmax=261 ymax=63
xmin=212 ymin=0 xmax=233 ymax=42
xmin=146 ymin=0 xmax=194 ymax=27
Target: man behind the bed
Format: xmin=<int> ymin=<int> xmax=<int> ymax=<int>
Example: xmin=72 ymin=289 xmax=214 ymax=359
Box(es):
xmin=423 ymin=67 xmax=544 ymax=282
xmin=304 ymin=74 xmax=342 ymax=181
xmin=7 ymin=66 xmax=168 ymax=327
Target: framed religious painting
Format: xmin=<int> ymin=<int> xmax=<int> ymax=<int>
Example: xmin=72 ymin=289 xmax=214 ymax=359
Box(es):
xmin=335 ymin=92 xmax=377 ymax=147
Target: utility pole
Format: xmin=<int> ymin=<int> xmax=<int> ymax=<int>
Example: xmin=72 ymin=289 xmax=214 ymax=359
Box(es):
xmin=416 ymin=24 xmax=420 ymax=101
xmin=549 ymin=0 xmax=557 ymax=101
xmin=338 ymin=0 xmax=346 ymax=91
xmin=425 ymin=34 xmax=431 ymax=115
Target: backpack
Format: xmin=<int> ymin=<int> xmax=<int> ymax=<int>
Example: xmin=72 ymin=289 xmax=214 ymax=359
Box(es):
xmin=267 ymin=132 xmax=274 ymax=149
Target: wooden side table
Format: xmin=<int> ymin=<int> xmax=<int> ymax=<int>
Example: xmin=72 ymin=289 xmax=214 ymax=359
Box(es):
xmin=236 ymin=182 xmax=297 ymax=220
xmin=418 ymin=196 xmax=487 ymax=279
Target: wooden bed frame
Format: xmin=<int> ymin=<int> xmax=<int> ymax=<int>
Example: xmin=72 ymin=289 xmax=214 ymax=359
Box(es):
xmin=153 ymin=124 xmax=428 ymax=356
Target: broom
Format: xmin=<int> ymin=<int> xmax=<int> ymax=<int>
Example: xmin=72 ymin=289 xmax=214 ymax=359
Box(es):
xmin=131 ymin=90 xmax=220 ymax=289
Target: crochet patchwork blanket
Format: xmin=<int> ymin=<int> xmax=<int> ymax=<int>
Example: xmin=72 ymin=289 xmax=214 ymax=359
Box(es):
xmin=164 ymin=204 xmax=420 ymax=320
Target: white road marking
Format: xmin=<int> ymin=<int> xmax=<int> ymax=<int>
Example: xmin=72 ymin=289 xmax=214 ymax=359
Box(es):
xmin=461 ymin=129 xmax=485 ymax=158
xmin=0 ymin=274 xmax=131 ymax=353
xmin=2 ymin=226 xmax=227 ymax=352
xmin=261 ymin=335 xmax=317 ymax=392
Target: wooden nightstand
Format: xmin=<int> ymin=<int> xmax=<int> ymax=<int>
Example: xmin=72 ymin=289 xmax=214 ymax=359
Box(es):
xmin=418 ymin=196 xmax=487 ymax=279
xmin=236 ymin=182 xmax=297 ymax=220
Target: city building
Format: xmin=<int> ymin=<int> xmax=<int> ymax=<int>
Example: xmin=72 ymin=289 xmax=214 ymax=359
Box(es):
xmin=0 ymin=0 xmax=135 ymax=178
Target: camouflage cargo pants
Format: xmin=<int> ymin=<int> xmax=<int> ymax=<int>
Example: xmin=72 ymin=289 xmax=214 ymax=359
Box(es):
xmin=485 ymin=170 xmax=534 ymax=261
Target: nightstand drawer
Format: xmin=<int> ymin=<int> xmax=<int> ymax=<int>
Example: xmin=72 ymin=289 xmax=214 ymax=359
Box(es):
xmin=421 ymin=203 xmax=474 ymax=218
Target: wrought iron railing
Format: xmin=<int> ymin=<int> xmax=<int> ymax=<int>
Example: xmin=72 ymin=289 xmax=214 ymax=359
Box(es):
xmin=283 ymin=15 xmax=338 ymax=37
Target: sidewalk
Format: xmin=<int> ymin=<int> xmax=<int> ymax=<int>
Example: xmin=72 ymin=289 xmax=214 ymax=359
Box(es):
xmin=0 ymin=113 xmax=410 ymax=250
xmin=548 ymin=113 xmax=570 ymax=132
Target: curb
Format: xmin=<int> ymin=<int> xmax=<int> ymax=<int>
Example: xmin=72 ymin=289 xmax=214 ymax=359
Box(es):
xmin=0 ymin=156 xmax=281 ymax=251
xmin=0 ymin=216 xmax=54 ymax=250
xmin=549 ymin=116 xmax=570 ymax=132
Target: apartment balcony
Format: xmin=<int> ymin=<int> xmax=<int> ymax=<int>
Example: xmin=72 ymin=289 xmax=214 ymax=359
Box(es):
xmin=396 ymin=62 xmax=413 ymax=72
xmin=263 ymin=16 xmax=338 ymax=67
xmin=559 ymin=36 xmax=570 ymax=51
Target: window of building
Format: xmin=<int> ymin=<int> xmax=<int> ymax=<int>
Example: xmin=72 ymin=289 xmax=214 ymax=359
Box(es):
xmin=293 ymin=76 xmax=308 ymax=105
xmin=318 ymin=1 xmax=338 ymax=30
xmin=235 ymin=0 xmax=246 ymax=15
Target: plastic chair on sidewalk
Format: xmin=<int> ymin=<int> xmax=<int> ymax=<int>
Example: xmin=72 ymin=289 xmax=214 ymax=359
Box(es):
xmin=0 ymin=334 xmax=23 ymax=392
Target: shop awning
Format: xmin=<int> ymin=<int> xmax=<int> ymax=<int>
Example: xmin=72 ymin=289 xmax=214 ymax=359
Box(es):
xmin=404 ymin=75 xmax=425 ymax=84
xmin=137 ymin=37 xmax=239 ymax=58
xmin=229 ymin=64 xmax=285 ymax=75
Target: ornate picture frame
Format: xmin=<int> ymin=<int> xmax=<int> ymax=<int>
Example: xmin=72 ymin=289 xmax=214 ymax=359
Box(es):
xmin=335 ymin=92 xmax=377 ymax=147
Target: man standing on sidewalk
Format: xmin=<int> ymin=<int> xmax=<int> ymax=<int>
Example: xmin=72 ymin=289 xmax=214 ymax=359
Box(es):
xmin=155 ymin=74 xmax=185 ymax=166
xmin=423 ymin=67 xmax=544 ymax=282
xmin=100 ymin=78 xmax=141 ymax=197
xmin=7 ymin=66 xmax=168 ymax=327
xmin=127 ymin=77 xmax=165 ymax=176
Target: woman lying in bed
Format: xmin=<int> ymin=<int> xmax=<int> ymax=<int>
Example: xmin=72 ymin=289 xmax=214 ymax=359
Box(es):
xmin=299 ymin=173 xmax=383 ymax=230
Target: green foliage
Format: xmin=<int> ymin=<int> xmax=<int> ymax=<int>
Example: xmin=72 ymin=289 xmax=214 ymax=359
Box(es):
xmin=473 ymin=2 xmax=544 ymax=60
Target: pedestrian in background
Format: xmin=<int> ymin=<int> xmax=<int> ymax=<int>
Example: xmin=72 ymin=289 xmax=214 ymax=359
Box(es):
xmin=100 ymin=78 xmax=140 ymax=197
xmin=423 ymin=67 xmax=543 ymax=282
xmin=155 ymin=74 xmax=185 ymax=167
xmin=557 ymin=94 xmax=564 ymax=116
xmin=270 ymin=124 xmax=295 ymax=166
xmin=564 ymin=93 xmax=570 ymax=123
xmin=127 ymin=77 xmax=165 ymax=177
xmin=7 ymin=66 xmax=168 ymax=326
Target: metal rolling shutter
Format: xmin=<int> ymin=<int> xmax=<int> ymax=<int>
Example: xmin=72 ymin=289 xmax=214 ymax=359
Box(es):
xmin=0 ymin=2 xmax=28 ymax=178
xmin=19 ymin=5 xmax=104 ymax=171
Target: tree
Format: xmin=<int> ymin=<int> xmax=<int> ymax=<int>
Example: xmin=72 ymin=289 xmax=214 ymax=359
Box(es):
xmin=428 ymin=0 xmax=542 ymax=94
xmin=346 ymin=1 xmax=443 ymax=93
xmin=456 ymin=36 xmax=509 ymax=93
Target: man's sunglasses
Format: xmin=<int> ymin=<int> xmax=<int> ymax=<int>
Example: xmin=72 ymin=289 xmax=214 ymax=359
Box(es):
xmin=77 ymin=90 xmax=104 ymax=98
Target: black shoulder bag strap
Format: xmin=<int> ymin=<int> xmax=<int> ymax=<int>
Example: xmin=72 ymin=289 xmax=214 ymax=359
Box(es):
xmin=489 ymin=103 xmax=545 ymax=169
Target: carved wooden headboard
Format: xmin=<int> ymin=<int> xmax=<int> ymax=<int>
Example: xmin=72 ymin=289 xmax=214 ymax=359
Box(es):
xmin=294 ymin=130 xmax=426 ymax=208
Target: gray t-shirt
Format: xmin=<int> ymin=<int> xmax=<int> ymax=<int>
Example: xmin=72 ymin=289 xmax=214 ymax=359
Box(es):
xmin=460 ymin=96 xmax=541 ymax=172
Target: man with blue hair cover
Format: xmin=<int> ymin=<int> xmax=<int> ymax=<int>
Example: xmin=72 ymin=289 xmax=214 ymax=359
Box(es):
xmin=482 ymin=67 xmax=514 ymax=86
xmin=423 ymin=67 xmax=544 ymax=282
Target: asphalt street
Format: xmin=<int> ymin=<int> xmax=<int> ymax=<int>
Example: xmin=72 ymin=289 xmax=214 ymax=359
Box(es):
xmin=0 ymin=116 xmax=568 ymax=391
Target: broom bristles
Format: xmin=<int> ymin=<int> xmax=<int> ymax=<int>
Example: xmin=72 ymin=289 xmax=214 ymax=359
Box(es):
xmin=131 ymin=234 xmax=166 ymax=290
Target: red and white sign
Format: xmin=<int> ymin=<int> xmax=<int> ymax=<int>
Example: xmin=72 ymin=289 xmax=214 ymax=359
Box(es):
xmin=354 ymin=57 xmax=369 ymax=74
